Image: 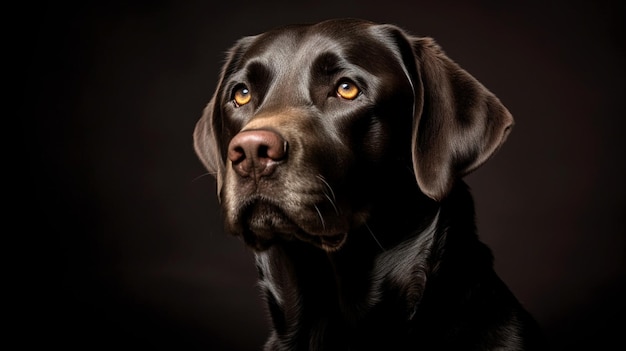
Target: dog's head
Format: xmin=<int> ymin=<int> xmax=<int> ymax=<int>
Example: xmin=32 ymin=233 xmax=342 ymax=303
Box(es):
xmin=194 ymin=19 xmax=513 ymax=251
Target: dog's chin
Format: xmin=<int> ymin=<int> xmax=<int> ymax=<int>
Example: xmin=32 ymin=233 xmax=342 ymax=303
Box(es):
xmin=233 ymin=201 xmax=348 ymax=252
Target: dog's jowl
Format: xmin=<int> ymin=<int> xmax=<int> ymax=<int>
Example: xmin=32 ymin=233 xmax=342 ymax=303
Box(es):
xmin=194 ymin=18 xmax=544 ymax=350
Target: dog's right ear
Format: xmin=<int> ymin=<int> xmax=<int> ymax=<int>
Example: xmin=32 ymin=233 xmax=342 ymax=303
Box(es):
xmin=193 ymin=36 xmax=256 ymax=197
xmin=193 ymin=98 xmax=224 ymax=191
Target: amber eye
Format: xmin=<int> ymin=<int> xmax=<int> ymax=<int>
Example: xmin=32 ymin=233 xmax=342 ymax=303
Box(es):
xmin=233 ymin=85 xmax=251 ymax=106
xmin=336 ymin=81 xmax=360 ymax=100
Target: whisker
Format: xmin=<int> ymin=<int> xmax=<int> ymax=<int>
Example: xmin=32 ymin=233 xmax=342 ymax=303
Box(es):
xmin=317 ymin=175 xmax=339 ymax=214
xmin=365 ymin=222 xmax=385 ymax=251
xmin=192 ymin=172 xmax=217 ymax=183
xmin=316 ymin=175 xmax=336 ymax=201
xmin=322 ymin=193 xmax=339 ymax=215
xmin=314 ymin=204 xmax=326 ymax=230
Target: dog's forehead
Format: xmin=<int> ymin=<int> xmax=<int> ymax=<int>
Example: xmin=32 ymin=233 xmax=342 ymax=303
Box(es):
xmin=241 ymin=21 xmax=399 ymax=71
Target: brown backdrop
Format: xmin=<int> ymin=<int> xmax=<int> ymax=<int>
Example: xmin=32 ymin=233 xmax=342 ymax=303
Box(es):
xmin=25 ymin=0 xmax=624 ymax=349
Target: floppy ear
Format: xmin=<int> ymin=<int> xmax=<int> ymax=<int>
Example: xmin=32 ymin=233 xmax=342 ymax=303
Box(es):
xmin=408 ymin=36 xmax=514 ymax=201
xmin=193 ymin=98 xmax=224 ymax=192
xmin=193 ymin=36 xmax=256 ymax=198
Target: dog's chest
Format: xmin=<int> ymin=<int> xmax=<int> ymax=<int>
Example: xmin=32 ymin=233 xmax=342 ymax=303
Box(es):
xmin=254 ymin=217 xmax=439 ymax=348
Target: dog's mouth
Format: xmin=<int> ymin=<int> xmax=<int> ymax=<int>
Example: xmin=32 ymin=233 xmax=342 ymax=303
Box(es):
xmin=236 ymin=200 xmax=348 ymax=251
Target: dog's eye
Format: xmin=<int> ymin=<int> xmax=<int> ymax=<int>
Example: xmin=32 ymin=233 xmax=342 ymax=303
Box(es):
xmin=336 ymin=81 xmax=360 ymax=100
xmin=233 ymin=85 xmax=251 ymax=107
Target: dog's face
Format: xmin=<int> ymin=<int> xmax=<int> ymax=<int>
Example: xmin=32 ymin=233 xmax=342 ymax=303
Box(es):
xmin=194 ymin=19 xmax=513 ymax=251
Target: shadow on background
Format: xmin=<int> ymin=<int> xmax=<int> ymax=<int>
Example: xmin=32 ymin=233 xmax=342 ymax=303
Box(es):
xmin=23 ymin=0 xmax=624 ymax=349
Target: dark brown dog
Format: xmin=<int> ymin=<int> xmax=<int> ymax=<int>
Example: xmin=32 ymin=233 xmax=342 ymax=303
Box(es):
xmin=194 ymin=18 xmax=544 ymax=350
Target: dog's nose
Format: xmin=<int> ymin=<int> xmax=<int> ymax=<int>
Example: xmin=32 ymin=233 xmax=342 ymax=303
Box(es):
xmin=228 ymin=129 xmax=288 ymax=179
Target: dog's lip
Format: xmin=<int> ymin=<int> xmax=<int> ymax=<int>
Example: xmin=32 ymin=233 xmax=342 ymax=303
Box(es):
xmin=238 ymin=199 xmax=347 ymax=250
xmin=241 ymin=200 xmax=299 ymax=233
xmin=316 ymin=232 xmax=348 ymax=251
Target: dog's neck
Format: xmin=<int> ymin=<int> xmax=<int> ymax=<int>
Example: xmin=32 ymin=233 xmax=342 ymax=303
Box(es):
xmin=254 ymin=182 xmax=489 ymax=348
xmin=367 ymin=209 xmax=441 ymax=320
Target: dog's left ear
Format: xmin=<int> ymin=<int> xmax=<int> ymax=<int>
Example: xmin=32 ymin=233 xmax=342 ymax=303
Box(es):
xmin=410 ymin=36 xmax=514 ymax=201
xmin=380 ymin=26 xmax=514 ymax=201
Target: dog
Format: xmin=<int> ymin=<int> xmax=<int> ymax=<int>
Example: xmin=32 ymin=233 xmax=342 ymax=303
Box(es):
xmin=194 ymin=18 xmax=544 ymax=350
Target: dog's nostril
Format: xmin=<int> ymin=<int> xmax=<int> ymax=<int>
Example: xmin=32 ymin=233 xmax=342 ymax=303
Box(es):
xmin=227 ymin=129 xmax=287 ymax=178
xmin=261 ymin=141 xmax=288 ymax=160
xmin=229 ymin=146 xmax=246 ymax=164
xmin=257 ymin=145 xmax=269 ymax=159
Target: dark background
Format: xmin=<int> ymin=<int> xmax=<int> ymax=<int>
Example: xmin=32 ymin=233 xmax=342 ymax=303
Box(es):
xmin=24 ymin=0 xmax=624 ymax=349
